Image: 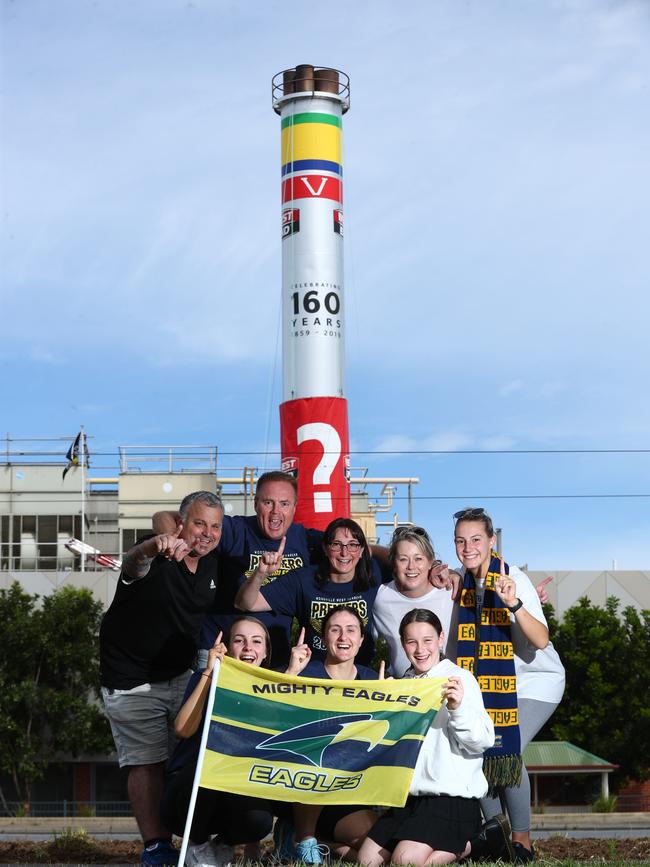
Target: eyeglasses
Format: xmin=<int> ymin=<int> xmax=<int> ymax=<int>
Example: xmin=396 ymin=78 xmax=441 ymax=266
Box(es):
xmin=453 ymin=507 xmax=486 ymax=521
xmin=328 ymin=540 xmax=362 ymax=553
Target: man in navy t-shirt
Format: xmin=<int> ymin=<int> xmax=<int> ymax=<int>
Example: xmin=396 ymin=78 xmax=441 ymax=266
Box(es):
xmin=155 ymin=472 xmax=323 ymax=667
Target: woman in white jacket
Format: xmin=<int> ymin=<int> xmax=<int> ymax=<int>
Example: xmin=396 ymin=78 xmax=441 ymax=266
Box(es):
xmin=448 ymin=506 xmax=565 ymax=862
xmin=357 ymin=609 xmax=495 ymax=866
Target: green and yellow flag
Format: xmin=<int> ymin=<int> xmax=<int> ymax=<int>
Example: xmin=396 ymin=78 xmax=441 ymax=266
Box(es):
xmin=198 ymin=657 xmax=445 ymax=807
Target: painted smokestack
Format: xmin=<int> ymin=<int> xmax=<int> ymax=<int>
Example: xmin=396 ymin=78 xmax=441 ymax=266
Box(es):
xmin=272 ymin=65 xmax=351 ymax=528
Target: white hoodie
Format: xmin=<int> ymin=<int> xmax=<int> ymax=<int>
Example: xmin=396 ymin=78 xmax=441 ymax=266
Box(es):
xmin=406 ymin=658 xmax=494 ymax=798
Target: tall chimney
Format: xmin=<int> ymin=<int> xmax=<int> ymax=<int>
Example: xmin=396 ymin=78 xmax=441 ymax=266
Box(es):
xmin=272 ymin=66 xmax=351 ymax=527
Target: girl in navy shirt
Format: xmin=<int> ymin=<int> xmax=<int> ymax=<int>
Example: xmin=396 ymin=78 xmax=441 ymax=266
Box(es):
xmin=161 ymin=616 xmax=276 ymax=867
xmin=277 ymin=605 xmax=380 ymax=865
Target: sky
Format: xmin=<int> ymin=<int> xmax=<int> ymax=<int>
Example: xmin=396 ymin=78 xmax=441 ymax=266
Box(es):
xmin=2 ymin=0 xmax=649 ymax=570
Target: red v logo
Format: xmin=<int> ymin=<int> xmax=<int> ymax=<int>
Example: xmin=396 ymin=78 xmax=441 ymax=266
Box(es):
xmin=300 ymin=176 xmax=328 ymax=196
xmin=281 ymin=176 xmax=343 ymax=204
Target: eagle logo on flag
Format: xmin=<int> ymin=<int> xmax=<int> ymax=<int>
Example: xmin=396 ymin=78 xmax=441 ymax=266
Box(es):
xmin=256 ymin=714 xmax=389 ymax=767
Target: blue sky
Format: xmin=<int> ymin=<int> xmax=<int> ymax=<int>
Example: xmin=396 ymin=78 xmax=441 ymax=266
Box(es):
xmin=2 ymin=0 xmax=649 ymax=569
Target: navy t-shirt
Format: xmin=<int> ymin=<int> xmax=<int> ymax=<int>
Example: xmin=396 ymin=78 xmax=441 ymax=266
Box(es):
xmin=260 ymin=563 xmax=385 ymax=666
xmin=200 ymin=515 xmax=323 ymax=668
xmin=300 ymin=659 xmax=379 ymax=680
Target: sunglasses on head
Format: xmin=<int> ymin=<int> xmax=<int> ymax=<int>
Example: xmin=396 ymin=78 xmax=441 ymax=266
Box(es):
xmin=393 ymin=525 xmax=429 ymax=537
xmin=453 ymin=507 xmax=486 ymax=521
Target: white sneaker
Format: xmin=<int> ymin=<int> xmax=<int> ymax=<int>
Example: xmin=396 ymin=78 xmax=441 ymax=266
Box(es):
xmin=185 ymin=839 xmax=234 ymax=867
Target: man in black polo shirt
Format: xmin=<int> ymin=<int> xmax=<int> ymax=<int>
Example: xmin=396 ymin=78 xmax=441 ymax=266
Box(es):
xmin=100 ymin=491 xmax=222 ymax=867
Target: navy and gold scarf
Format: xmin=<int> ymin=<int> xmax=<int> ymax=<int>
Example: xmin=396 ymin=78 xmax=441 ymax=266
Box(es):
xmin=456 ymin=552 xmax=522 ymax=792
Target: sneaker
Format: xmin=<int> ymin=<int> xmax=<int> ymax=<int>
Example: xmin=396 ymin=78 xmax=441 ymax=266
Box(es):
xmin=468 ymin=814 xmax=515 ymax=862
xmin=141 ymin=840 xmax=179 ymax=866
xmin=513 ymin=841 xmax=535 ymax=863
xmin=185 ymin=838 xmax=235 ymax=867
xmin=273 ymin=817 xmax=296 ymax=861
xmin=294 ymin=836 xmax=329 ymax=865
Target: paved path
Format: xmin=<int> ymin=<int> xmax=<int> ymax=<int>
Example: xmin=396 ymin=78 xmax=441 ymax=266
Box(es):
xmin=1 ymin=813 xmax=649 ymax=841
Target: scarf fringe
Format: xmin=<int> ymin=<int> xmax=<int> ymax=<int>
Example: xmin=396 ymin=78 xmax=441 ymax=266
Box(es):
xmin=483 ymin=754 xmax=523 ymax=794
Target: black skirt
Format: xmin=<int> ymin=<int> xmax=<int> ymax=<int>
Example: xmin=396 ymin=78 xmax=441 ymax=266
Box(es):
xmin=368 ymin=794 xmax=481 ymax=855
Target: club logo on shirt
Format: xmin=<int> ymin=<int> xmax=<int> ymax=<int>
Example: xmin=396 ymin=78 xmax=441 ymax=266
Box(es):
xmin=244 ymin=553 xmax=305 ymax=583
xmin=309 ymin=599 xmax=368 ymax=639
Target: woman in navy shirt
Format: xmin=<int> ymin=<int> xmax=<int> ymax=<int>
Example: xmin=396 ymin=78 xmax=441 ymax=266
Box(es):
xmin=276 ymin=606 xmax=380 ymax=865
xmin=235 ymin=518 xmax=386 ymax=665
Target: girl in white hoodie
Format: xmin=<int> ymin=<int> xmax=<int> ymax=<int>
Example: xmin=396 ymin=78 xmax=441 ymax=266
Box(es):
xmin=357 ymin=609 xmax=494 ymax=866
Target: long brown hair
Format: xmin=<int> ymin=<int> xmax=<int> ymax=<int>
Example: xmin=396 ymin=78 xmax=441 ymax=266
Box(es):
xmin=317 ymin=518 xmax=373 ymax=590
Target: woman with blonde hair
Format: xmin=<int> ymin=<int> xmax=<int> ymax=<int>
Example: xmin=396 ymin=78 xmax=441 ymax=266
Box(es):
xmin=372 ymin=525 xmax=455 ymax=676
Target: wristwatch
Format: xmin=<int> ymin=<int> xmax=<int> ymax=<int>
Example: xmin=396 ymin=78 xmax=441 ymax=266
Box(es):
xmin=507 ymin=598 xmax=524 ymax=613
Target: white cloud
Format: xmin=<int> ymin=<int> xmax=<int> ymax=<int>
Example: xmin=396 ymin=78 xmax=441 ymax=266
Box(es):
xmin=499 ymin=380 xmax=524 ymax=398
xmin=424 ymin=432 xmax=475 ymax=452
xmin=540 ymin=381 xmax=567 ymax=399
xmin=480 ymin=435 xmax=517 ymax=450
xmin=28 ymin=348 xmax=64 ymax=364
xmin=373 ymin=431 xmax=497 ymax=454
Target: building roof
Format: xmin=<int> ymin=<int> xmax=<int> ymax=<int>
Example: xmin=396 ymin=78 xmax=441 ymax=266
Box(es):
xmin=527 ymin=569 xmax=650 ymax=618
xmin=524 ymin=740 xmax=617 ymax=772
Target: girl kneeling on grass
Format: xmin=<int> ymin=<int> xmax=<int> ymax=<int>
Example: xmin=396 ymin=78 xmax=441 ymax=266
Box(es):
xmin=357 ymin=609 xmax=494 ymax=867
xmin=275 ymin=606 xmax=381 ymax=865
xmin=161 ymin=616 xmax=276 ymax=867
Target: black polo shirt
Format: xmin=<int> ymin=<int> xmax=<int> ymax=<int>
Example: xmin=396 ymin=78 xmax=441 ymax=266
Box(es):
xmin=99 ymin=551 xmax=218 ymax=689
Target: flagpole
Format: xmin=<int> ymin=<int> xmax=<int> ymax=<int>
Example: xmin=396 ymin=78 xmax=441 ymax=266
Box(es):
xmin=80 ymin=425 xmax=86 ymax=573
xmin=178 ymin=658 xmax=222 ymax=867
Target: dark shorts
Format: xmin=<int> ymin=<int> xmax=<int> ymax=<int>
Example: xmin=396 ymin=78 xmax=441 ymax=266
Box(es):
xmin=316 ymin=804 xmax=374 ymax=841
xmin=162 ymin=764 xmax=274 ymax=845
xmin=368 ymin=794 xmax=481 ymax=855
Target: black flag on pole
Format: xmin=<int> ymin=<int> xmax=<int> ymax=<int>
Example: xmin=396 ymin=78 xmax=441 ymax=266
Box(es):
xmin=62 ymin=432 xmax=88 ymax=479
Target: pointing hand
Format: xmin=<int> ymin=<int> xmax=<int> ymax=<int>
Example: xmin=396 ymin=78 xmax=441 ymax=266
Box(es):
xmin=256 ymin=535 xmax=287 ymax=579
xmin=154 ymin=524 xmax=189 ymax=561
xmin=287 ymin=626 xmax=311 ymax=675
xmin=207 ymin=631 xmax=227 ymax=669
xmin=495 ymin=557 xmax=517 ymax=606
xmin=536 ymin=576 xmax=553 ymax=604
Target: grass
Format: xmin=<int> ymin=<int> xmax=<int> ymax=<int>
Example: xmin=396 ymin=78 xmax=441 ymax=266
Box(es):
xmin=0 ymin=834 xmax=648 ymax=864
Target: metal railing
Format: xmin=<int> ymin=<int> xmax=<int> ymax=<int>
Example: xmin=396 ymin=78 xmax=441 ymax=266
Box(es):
xmin=3 ymin=793 xmax=648 ymax=818
xmin=0 ymin=546 xmax=116 ymax=572
xmin=119 ymin=445 xmax=218 ymax=474
xmin=1 ymin=800 xmax=132 ymax=817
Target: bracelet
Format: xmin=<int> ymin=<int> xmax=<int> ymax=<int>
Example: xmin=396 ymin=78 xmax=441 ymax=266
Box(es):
xmin=201 ymin=672 xmax=212 ymax=679
xmin=507 ymin=598 xmax=524 ymax=614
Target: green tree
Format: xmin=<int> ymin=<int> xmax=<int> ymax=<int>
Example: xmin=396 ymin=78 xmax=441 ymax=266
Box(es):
xmin=539 ymin=596 xmax=650 ymax=788
xmin=0 ymin=582 xmax=113 ymax=807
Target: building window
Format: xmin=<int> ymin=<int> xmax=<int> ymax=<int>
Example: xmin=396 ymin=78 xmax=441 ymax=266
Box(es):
xmin=121 ymin=528 xmax=151 ymax=555
xmin=0 ymin=515 xmax=81 ymax=570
